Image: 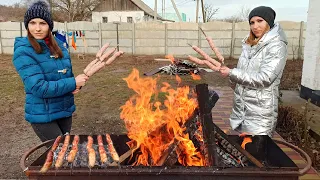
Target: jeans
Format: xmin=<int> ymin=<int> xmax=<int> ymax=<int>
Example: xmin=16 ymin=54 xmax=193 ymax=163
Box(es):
xmin=31 ymin=116 xmax=72 ymax=142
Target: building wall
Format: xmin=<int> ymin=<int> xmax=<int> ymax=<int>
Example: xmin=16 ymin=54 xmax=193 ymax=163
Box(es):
xmin=94 ymin=0 xmax=142 ymax=12
xmin=302 ymin=0 xmax=320 ymax=90
xmin=92 ymin=11 xmax=145 ymax=23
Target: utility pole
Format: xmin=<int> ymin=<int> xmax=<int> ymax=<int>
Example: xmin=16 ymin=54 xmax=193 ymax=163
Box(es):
xmin=163 ymin=0 xmax=166 ymax=17
xmin=170 ymin=0 xmax=182 ymax=22
xmin=154 ymin=0 xmax=158 ymax=21
xmin=196 ymin=0 xmax=199 ymax=23
xmin=201 ymin=0 xmax=206 ymax=23
xmin=162 ymin=0 xmax=164 ymax=17
xmin=163 ymin=0 xmax=166 ymax=15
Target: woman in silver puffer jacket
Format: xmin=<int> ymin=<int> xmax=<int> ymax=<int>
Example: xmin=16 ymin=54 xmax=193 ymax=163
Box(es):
xmin=189 ymin=6 xmax=288 ymax=137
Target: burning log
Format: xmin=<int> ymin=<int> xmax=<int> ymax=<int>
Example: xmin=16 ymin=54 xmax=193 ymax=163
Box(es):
xmin=110 ymin=148 xmax=134 ymax=166
xmin=196 ymin=84 xmax=218 ymax=166
xmin=155 ymin=138 xmax=180 ymax=166
xmin=216 ymin=146 xmax=243 ymax=167
xmin=213 ymin=124 xmax=264 ymax=168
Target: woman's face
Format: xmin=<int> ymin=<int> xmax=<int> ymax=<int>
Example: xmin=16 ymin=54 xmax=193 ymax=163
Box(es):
xmin=249 ymin=16 xmax=269 ymax=38
xmin=28 ymin=18 xmax=49 ymax=40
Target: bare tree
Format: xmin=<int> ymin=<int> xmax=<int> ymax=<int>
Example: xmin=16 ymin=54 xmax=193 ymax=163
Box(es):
xmin=218 ymin=6 xmax=251 ymax=23
xmin=53 ymin=0 xmax=102 ymax=22
xmin=238 ymin=5 xmax=251 ymax=21
xmin=204 ymin=3 xmax=219 ymax=22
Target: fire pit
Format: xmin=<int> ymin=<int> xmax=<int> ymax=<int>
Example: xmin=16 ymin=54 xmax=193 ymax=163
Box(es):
xmin=20 ymin=79 xmax=312 ymax=180
xmin=21 ymin=134 xmax=311 ymax=180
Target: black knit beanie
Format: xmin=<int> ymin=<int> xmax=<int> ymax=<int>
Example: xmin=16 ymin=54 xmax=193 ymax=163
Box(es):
xmin=24 ymin=0 xmax=53 ymax=31
xmin=249 ymin=6 xmax=276 ymax=28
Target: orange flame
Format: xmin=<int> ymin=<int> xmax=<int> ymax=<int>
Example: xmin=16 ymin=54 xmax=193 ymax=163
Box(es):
xmin=175 ymin=75 xmax=182 ymax=85
xmin=165 ymin=54 xmax=175 ymax=64
xmin=190 ymin=72 xmax=201 ymax=80
xmin=120 ymin=68 xmax=204 ymax=166
xmin=241 ymin=137 xmax=253 ymax=149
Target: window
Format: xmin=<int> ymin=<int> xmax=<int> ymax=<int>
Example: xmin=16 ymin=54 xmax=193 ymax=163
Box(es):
xmin=102 ymin=17 xmax=108 ymax=23
xmin=127 ymin=17 xmax=133 ymax=23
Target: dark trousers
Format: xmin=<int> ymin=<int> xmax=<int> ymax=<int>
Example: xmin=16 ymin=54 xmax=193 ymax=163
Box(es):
xmin=31 ymin=116 xmax=72 ymax=142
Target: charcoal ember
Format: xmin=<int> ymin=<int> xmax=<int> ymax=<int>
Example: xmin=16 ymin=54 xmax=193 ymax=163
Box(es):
xmin=73 ymin=142 xmax=88 ymax=167
xmin=213 ymin=132 xmax=251 ymax=167
xmin=216 ymin=147 xmax=242 ymax=167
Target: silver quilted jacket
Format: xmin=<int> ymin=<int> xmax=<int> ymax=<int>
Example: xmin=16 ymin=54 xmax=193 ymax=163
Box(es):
xmin=228 ymin=22 xmax=288 ymax=137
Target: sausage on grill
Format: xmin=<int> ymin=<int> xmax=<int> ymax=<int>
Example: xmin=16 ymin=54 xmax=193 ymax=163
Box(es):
xmin=97 ymin=135 xmax=108 ymax=163
xmin=67 ymin=135 xmax=80 ymax=163
xmin=87 ymin=136 xmax=96 ymax=168
xmin=55 ymin=135 xmax=70 ymax=168
xmin=40 ymin=135 xmax=62 ymax=173
xmin=106 ymin=134 xmax=119 ymax=162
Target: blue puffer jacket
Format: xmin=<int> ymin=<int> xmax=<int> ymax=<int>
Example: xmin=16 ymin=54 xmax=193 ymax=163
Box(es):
xmin=13 ymin=37 xmax=76 ymax=123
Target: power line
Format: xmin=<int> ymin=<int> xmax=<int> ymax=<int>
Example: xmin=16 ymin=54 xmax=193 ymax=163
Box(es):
xmin=164 ymin=0 xmax=194 ymax=10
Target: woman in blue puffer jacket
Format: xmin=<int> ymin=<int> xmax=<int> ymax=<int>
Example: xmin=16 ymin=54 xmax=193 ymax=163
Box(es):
xmin=12 ymin=1 xmax=89 ymax=142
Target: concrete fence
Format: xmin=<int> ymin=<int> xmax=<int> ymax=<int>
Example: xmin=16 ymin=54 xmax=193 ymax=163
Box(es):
xmin=0 ymin=21 xmax=306 ymax=60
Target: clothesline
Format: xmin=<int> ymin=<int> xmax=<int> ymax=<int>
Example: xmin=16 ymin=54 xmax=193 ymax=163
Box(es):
xmin=52 ymin=30 xmax=87 ymax=51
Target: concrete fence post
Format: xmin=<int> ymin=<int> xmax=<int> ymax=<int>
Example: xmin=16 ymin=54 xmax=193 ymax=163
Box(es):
xmin=230 ymin=20 xmax=235 ymax=59
xmin=165 ymin=23 xmax=168 ymax=55
xmin=0 ymin=30 xmax=2 ymax=54
xmin=198 ymin=23 xmax=202 ymax=50
xmin=132 ymin=23 xmax=135 ymax=55
xmin=98 ymin=22 xmax=102 ymax=49
xmin=20 ymin=22 xmax=23 ymax=37
xmin=298 ymin=21 xmax=304 ymax=60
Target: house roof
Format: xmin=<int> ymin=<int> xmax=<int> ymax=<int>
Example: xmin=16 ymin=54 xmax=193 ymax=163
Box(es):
xmin=130 ymin=0 xmax=173 ymax=22
xmin=94 ymin=0 xmax=174 ymax=22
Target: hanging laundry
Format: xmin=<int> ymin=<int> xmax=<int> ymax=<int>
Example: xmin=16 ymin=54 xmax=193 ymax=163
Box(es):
xmin=71 ymin=31 xmax=77 ymax=50
xmin=79 ymin=31 xmax=82 ymax=37
xmin=53 ymin=30 xmax=69 ymax=48
xmin=75 ymin=31 xmax=78 ymax=37
xmin=73 ymin=31 xmax=77 ymax=43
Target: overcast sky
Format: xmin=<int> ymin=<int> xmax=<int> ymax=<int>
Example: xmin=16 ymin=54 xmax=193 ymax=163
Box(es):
xmin=142 ymin=0 xmax=309 ymax=22
xmin=0 ymin=0 xmax=309 ymax=22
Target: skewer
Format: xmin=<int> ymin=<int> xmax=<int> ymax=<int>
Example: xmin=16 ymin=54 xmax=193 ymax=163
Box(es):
xmin=199 ymin=27 xmax=225 ymax=65
xmin=199 ymin=27 xmax=207 ymax=37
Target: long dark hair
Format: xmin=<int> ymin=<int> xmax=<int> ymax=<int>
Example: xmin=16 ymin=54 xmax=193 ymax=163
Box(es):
xmin=27 ymin=30 xmax=63 ymax=58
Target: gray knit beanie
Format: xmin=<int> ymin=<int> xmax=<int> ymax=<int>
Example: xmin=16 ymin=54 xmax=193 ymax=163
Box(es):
xmin=24 ymin=0 xmax=53 ymax=31
xmin=249 ymin=6 xmax=276 ymax=28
